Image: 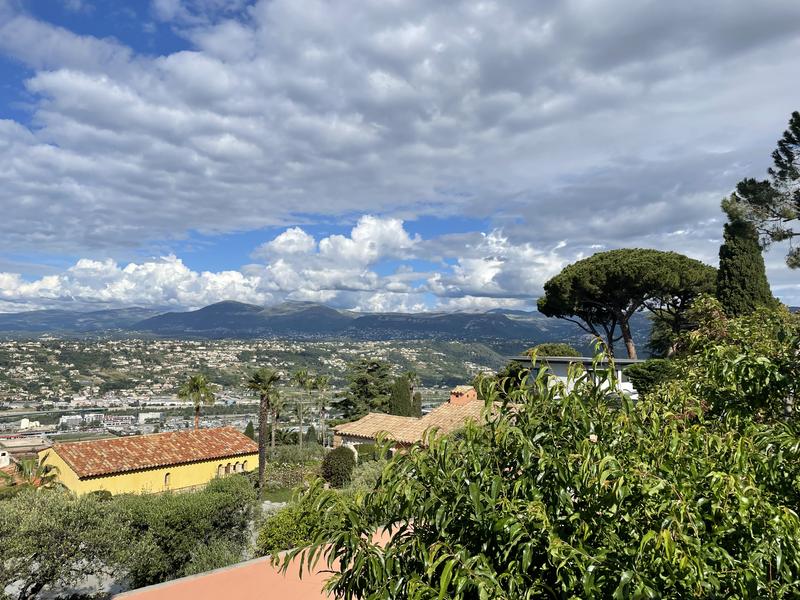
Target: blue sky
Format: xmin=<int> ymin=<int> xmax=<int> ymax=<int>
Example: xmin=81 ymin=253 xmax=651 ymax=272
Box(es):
xmin=0 ymin=0 xmax=798 ymax=312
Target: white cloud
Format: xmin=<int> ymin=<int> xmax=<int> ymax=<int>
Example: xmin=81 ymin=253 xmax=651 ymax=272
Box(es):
xmin=0 ymin=0 xmax=798 ymax=308
xmin=0 ymin=217 xmax=575 ymax=312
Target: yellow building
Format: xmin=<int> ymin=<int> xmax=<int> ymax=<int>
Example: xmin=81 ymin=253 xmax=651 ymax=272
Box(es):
xmin=38 ymin=427 xmax=258 ymax=496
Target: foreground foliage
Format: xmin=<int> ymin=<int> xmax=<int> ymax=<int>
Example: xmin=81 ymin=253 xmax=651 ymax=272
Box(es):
xmin=288 ymin=316 xmax=800 ymax=599
xmin=0 ymin=474 xmax=257 ymax=598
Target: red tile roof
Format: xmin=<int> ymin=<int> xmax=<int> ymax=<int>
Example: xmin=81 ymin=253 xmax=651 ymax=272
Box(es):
xmin=334 ymin=399 xmax=486 ymax=445
xmin=51 ymin=427 xmax=258 ymax=478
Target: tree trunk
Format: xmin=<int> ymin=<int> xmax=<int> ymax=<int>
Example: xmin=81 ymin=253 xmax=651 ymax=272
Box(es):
xmin=298 ymin=400 xmax=303 ymax=448
xmin=194 ymin=404 xmax=200 ymax=430
xmin=270 ymin=409 xmax=276 ymax=451
xmin=620 ymin=319 xmax=638 ymax=360
xmin=258 ymin=396 xmax=269 ymax=490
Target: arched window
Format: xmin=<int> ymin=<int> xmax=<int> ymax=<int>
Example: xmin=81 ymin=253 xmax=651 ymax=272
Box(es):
xmin=164 ymin=472 xmax=171 ymax=488
xmin=242 ymin=460 xmax=248 ymax=471
xmin=217 ymin=464 xmax=224 ymax=477
xmin=225 ymin=463 xmax=232 ymax=475
xmin=234 ymin=461 xmax=241 ymax=473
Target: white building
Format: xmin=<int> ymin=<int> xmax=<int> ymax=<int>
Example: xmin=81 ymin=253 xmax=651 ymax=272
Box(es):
xmin=19 ymin=418 xmax=41 ymax=430
xmin=510 ymin=355 xmax=641 ymax=399
xmin=138 ymin=412 xmax=163 ymax=424
xmin=59 ymin=414 xmax=85 ymax=428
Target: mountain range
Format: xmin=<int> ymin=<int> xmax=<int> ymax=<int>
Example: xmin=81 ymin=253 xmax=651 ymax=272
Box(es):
xmin=0 ymin=300 xmax=653 ymax=352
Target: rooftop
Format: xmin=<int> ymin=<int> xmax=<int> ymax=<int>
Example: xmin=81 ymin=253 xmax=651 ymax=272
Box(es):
xmin=335 ymin=399 xmax=485 ymax=445
xmin=50 ymin=427 xmax=257 ymax=479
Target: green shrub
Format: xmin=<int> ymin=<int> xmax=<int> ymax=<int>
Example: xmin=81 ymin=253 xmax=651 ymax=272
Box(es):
xmin=182 ymin=538 xmax=243 ymax=576
xmin=290 ymin=337 xmax=800 ymax=598
xmin=266 ymin=444 xmax=324 ymax=464
xmin=117 ymin=474 xmax=257 ymax=587
xmin=321 ymin=447 xmax=356 ymax=488
xmin=262 ymin=462 xmax=319 ymax=492
xmin=355 ymin=443 xmax=379 ymax=463
xmin=529 ymin=342 xmax=581 ymax=357
xmin=0 ymin=488 xmax=130 ymax=596
xmin=624 ymin=358 xmax=678 ymax=395
xmin=346 ymin=459 xmax=387 ymax=493
xmin=255 ymin=504 xmax=314 ymax=557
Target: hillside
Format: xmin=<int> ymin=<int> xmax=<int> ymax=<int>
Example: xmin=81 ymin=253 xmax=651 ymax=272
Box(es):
xmin=0 ymin=300 xmax=654 ymax=354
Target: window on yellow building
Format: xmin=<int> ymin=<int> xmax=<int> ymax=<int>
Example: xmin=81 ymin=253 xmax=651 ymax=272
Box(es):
xmin=217 ymin=464 xmax=224 ymax=477
xmin=164 ymin=472 xmax=171 ymax=488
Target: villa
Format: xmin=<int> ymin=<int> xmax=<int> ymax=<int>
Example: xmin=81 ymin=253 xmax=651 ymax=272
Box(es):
xmin=333 ymin=385 xmax=483 ymax=449
xmin=38 ymin=427 xmax=258 ymax=495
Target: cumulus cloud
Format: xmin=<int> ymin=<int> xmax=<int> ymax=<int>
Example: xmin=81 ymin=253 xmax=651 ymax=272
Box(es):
xmin=0 ymin=217 xmax=572 ymax=312
xmin=0 ymin=256 xmax=270 ymax=311
xmin=0 ymin=1 xmax=799 ymax=308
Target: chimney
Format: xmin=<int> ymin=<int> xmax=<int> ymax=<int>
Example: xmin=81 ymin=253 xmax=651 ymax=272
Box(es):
xmin=449 ymin=386 xmax=477 ymax=406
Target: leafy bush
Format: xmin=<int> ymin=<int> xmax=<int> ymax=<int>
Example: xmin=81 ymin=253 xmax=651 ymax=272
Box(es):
xmin=256 ymin=503 xmax=314 ymax=557
xmin=529 ymin=342 xmax=581 ymax=357
xmin=266 ymin=444 xmax=325 ymax=464
xmin=261 ymin=462 xmax=319 ymax=492
xmin=321 ymin=447 xmax=356 ymax=488
xmin=0 ymin=489 xmax=131 ymax=598
xmin=256 ymin=493 xmax=350 ymax=557
xmin=182 ymin=538 xmax=244 ymax=576
xmin=624 ymin=358 xmax=678 ymax=395
xmin=117 ymin=474 xmax=257 ymax=587
xmin=355 ymin=443 xmax=380 ymax=463
xmin=346 ymin=459 xmax=387 ymax=493
xmin=290 ymin=338 xmax=800 ymax=598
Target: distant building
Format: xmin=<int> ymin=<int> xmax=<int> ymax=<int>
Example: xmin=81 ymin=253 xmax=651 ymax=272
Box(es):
xmin=508 ymin=355 xmax=641 ymax=399
xmin=103 ymin=414 xmax=135 ymax=427
xmin=138 ymin=412 xmax=162 ymax=424
xmin=334 ymin=386 xmax=484 ymax=450
xmin=39 ymin=427 xmax=258 ymax=496
xmin=59 ymin=414 xmax=85 ymax=428
xmin=19 ymin=418 xmax=40 ymax=430
xmin=0 ymin=448 xmax=10 ymax=468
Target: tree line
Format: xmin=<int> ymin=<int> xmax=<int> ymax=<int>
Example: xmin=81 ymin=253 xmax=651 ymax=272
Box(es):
xmin=538 ymin=111 xmax=797 ymax=359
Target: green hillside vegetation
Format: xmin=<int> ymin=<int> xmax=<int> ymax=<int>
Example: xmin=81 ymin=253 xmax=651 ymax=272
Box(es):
xmin=285 ymin=300 xmax=800 ymax=598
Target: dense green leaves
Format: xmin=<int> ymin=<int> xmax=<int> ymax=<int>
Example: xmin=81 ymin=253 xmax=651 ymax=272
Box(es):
xmin=288 ymin=327 xmax=800 ymax=598
xmin=0 ymin=489 xmax=130 ymax=599
xmin=529 ymin=343 xmax=581 ymax=357
xmin=321 ymin=446 xmax=356 ymax=488
xmin=716 ymin=217 xmax=777 ymax=317
xmin=340 ymin=359 xmax=393 ymax=418
xmin=389 ymin=375 xmax=413 ymax=416
xmin=118 ymin=475 xmax=257 ymax=587
xmin=538 ymin=249 xmax=716 ymax=359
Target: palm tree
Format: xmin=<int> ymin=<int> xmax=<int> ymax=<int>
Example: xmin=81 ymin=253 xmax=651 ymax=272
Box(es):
xmin=292 ymin=369 xmax=311 ymax=448
xmin=247 ymin=368 xmax=281 ymax=489
xmin=0 ymin=455 xmax=61 ymax=490
xmin=178 ymin=373 xmax=216 ymax=430
xmin=313 ymin=375 xmax=330 ymax=447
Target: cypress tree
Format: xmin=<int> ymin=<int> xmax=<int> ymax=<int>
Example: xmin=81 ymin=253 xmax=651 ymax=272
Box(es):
xmin=716 ymin=217 xmax=776 ymax=317
xmin=244 ymin=420 xmax=255 ymax=441
xmin=389 ymin=376 xmax=412 ymax=416
xmin=411 ymin=391 xmax=422 ymax=418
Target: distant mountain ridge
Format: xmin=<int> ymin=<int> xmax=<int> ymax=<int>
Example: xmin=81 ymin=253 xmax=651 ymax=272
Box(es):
xmin=0 ymin=300 xmax=651 ymax=353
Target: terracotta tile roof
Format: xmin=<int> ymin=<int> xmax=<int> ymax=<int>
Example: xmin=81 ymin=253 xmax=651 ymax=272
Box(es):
xmin=51 ymin=427 xmax=258 ymax=479
xmin=334 ymin=400 xmax=486 ymax=445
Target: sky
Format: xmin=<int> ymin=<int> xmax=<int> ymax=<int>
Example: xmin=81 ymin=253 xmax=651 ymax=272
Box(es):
xmin=0 ymin=0 xmax=798 ymax=313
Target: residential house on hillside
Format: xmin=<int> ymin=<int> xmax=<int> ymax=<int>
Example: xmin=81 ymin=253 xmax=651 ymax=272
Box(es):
xmin=334 ymin=385 xmax=483 ymax=450
xmin=39 ymin=427 xmax=258 ymax=495
xmin=509 ymin=355 xmax=641 ymax=398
